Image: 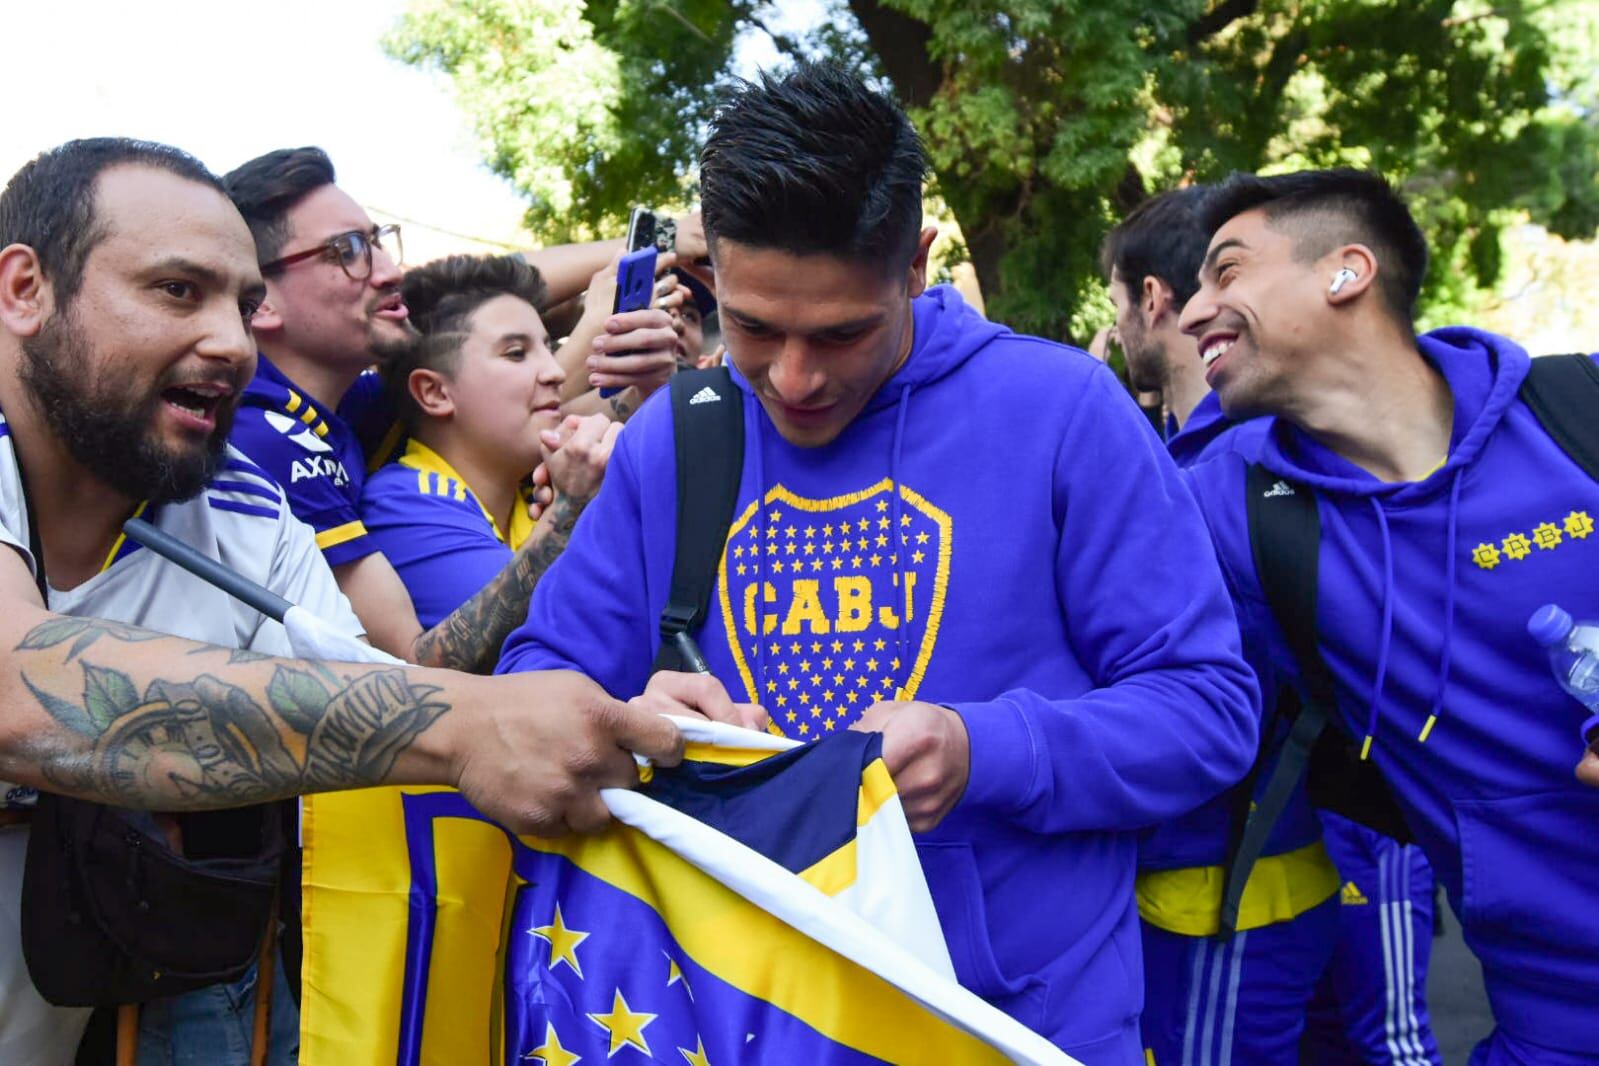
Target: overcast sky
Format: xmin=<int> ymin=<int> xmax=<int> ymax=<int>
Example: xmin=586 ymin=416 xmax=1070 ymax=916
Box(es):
xmin=4 ymin=0 xmax=532 ymax=246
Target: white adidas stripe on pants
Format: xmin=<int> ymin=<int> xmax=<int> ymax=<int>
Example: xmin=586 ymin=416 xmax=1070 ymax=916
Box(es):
xmin=1179 ymin=930 xmax=1249 ymax=1066
xmin=1378 ymin=845 xmax=1432 ymax=1066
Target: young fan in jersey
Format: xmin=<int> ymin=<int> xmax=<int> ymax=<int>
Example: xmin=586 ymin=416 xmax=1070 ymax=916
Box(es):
xmin=361 ymin=254 xmax=620 ymax=627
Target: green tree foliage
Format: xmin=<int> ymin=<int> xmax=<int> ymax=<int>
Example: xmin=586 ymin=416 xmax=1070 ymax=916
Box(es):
xmin=387 ymin=0 xmax=1599 ymax=340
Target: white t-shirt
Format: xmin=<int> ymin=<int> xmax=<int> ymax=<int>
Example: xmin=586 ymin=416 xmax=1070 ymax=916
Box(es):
xmin=0 ymin=413 xmax=365 ymax=808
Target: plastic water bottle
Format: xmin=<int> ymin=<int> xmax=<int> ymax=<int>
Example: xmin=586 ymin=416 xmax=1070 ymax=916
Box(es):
xmin=1527 ymin=604 xmax=1599 ymax=745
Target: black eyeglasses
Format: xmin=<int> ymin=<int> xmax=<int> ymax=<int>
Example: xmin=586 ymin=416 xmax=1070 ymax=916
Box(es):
xmin=260 ymin=224 xmax=403 ymax=281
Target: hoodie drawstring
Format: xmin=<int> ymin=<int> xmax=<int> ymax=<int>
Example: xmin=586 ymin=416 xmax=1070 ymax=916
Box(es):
xmin=1419 ymin=469 xmax=1465 ymax=743
xmin=1360 ymin=468 xmax=1466 ymax=758
xmin=889 ymin=385 xmax=914 ymax=697
xmin=1360 ymin=499 xmax=1396 ymax=761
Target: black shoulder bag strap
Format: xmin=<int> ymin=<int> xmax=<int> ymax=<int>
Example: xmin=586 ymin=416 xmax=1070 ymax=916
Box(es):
xmin=1218 ymin=465 xmax=1330 ymax=935
xmin=1520 ymin=353 xmax=1599 ymax=480
xmin=652 ymin=367 xmax=745 ymax=674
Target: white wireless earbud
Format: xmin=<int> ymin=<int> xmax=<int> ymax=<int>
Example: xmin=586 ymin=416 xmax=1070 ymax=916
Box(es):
xmin=1329 ymin=268 xmax=1358 ymax=295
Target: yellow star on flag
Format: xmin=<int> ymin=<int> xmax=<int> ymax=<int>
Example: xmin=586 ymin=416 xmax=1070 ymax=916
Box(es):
xmin=530 ymin=904 xmax=589 ymax=977
xmin=679 ymin=1037 xmax=712 ymax=1066
xmin=587 ymin=989 xmax=656 ymax=1057
xmin=525 ymin=1021 xmax=581 ymax=1065
xmin=666 ymin=953 xmax=693 ymax=1000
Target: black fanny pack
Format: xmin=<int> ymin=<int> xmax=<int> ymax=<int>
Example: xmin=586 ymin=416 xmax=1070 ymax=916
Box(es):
xmin=21 ymin=795 xmax=282 ymax=1006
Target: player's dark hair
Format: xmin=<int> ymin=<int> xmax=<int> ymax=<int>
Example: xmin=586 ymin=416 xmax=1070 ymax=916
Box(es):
xmin=0 ymin=138 xmax=225 ymax=304
xmin=222 ymin=146 xmax=337 ymax=265
xmin=1201 ymin=168 xmax=1429 ymax=325
xmin=701 ymin=61 xmax=928 ymax=268
xmin=1101 ymin=185 xmax=1213 ymax=309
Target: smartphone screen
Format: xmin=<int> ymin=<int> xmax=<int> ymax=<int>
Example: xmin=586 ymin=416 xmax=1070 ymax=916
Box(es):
xmin=626 ymin=207 xmax=657 ymax=253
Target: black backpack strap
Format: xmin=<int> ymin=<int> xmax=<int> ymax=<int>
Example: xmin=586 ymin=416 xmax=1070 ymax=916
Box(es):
xmin=1219 ymin=464 xmax=1330 ymax=935
xmin=1520 ymin=354 xmax=1599 ymax=481
xmin=652 ymin=367 xmax=745 ymax=674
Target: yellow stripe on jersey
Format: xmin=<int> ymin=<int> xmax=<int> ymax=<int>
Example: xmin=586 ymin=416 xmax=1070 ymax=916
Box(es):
xmin=315 ymin=520 xmax=368 ymax=551
xmin=280 ymin=389 xmax=330 ymax=436
xmin=399 ymin=439 xmax=536 ymax=549
xmin=1135 ymin=839 xmax=1341 ymax=936
xmin=368 ymin=419 xmax=407 ymax=475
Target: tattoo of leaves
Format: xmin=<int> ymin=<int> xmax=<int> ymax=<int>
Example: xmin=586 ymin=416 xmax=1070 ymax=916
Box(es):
xmin=82 ymin=664 xmax=141 ymax=729
xmin=17 ymin=617 xmax=162 ymax=660
xmin=23 ymin=673 xmax=98 ymax=737
xmin=267 ymin=666 xmax=332 ymax=735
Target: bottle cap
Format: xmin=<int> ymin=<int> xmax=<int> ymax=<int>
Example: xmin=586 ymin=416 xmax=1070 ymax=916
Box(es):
xmin=1528 ymin=603 xmax=1574 ymax=647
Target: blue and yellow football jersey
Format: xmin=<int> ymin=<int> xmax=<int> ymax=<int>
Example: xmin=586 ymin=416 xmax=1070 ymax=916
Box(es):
xmin=230 ymin=355 xmax=376 ymax=567
xmin=360 ymin=439 xmax=537 ymax=629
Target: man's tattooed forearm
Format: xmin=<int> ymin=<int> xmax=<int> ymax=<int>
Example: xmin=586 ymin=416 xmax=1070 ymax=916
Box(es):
xmin=414 ymin=494 xmax=581 ymax=674
xmin=607 ymin=391 xmax=636 ymax=422
xmin=18 ymin=619 xmax=448 ymax=807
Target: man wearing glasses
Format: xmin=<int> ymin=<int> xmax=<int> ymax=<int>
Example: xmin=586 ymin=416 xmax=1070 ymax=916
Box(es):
xmin=223 ymin=147 xmax=593 ymax=673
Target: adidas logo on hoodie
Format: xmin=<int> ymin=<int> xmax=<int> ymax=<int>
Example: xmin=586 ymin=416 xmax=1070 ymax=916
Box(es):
xmin=689 ymin=386 xmax=721 ymax=406
xmin=1263 ymin=480 xmax=1295 ymax=498
xmin=1340 ymin=880 xmax=1370 ymax=906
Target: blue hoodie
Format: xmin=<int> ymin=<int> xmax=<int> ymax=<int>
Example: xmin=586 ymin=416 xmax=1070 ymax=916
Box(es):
xmin=498 ymin=285 xmax=1259 ymax=1060
xmin=1185 ymin=329 xmax=1599 ymax=1056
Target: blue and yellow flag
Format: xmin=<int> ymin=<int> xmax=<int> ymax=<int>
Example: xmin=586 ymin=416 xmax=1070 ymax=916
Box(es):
xmin=300 ymin=722 xmax=1071 ymax=1065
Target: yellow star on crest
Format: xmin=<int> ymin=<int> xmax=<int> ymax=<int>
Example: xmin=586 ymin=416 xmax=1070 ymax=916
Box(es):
xmin=1472 ymin=542 xmax=1501 ymax=570
xmin=530 ymin=904 xmax=589 ymax=977
xmin=875 ymin=499 xmax=889 ymax=512
xmin=1567 ymin=510 xmax=1595 ymax=539
xmin=526 ymin=1021 xmax=581 ymax=1065
xmin=587 ymin=989 xmax=656 ymax=1057
xmin=679 ymin=1037 xmax=712 ymax=1066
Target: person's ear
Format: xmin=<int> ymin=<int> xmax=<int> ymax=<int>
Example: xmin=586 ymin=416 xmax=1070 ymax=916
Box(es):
xmin=1326 ymin=245 xmax=1378 ymax=306
xmin=906 ymin=225 xmax=940 ymax=298
xmin=409 ymin=368 xmax=455 ymax=419
xmin=250 ymin=283 xmax=285 ymax=336
xmin=0 ymin=244 xmax=53 ymax=338
xmin=1142 ymin=275 xmax=1176 ymax=323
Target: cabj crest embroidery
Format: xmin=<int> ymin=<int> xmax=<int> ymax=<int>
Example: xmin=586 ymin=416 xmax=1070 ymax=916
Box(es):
xmin=716 ymin=479 xmax=952 ymax=740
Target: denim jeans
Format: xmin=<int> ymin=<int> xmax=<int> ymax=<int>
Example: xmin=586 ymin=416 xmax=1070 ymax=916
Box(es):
xmin=135 ymin=947 xmax=298 ymax=1066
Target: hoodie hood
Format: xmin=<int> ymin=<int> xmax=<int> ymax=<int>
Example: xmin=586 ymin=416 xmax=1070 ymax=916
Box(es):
xmin=1255 ymin=327 xmax=1531 ymax=500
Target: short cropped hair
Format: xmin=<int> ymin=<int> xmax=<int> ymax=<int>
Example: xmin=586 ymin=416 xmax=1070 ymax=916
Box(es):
xmin=222 ymin=147 xmax=337 ymax=265
xmin=1101 ymin=185 xmax=1214 ymax=309
xmin=385 ymin=253 xmax=549 ymax=428
xmin=1200 ymin=168 xmax=1429 ymax=325
xmin=0 ymin=138 xmax=224 ymax=305
xmin=701 ymin=61 xmax=928 ymax=268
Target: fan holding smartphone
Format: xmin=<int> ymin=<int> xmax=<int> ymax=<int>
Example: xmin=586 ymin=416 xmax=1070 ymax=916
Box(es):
xmin=601 ymin=238 xmax=661 ymax=399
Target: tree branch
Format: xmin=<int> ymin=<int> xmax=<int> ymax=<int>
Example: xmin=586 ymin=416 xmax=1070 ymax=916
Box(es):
xmin=845 ymin=0 xmax=940 ymax=108
xmin=1186 ymin=0 xmax=1260 ymax=46
xmin=745 ymin=10 xmax=802 ymax=57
